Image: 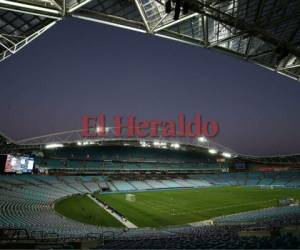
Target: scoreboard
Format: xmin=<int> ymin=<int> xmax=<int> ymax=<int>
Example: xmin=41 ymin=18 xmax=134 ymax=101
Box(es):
xmin=0 ymin=154 xmax=34 ymax=174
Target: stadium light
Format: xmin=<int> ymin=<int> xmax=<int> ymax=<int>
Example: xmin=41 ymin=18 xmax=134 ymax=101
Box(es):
xmin=153 ymin=141 xmax=167 ymax=148
xmin=11 ymin=157 xmax=16 ymax=167
xmin=171 ymin=143 xmax=180 ymax=149
xmin=222 ymin=152 xmax=232 ymax=158
xmin=77 ymin=141 xmax=82 ymax=146
xmin=208 ymin=148 xmax=217 ymax=154
xmin=45 ymin=143 xmax=64 ymax=149
xmin=140 ymin=141 xmax=151 ymax=148
xmin=198 ymin=136 xmax=207 ymax=143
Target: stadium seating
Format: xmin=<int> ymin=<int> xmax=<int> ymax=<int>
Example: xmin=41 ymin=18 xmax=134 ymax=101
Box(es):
xmin=145 ymin=180 xmax=168 ymax=189
xmin=36 ymin=159 xmax=225 ymax=172
xmin=99 ymin=233 xmax=300 ymax=249
xmin=40 ymin=146 xmax=216 ymax=163
xmin=188 ymin=171 xmax=300 ymax=188
xmin=35 ymin=145 xmax=230 ymax=174
xmin=159 ymin=180 xmax=182 ymax=188
xmin=97 ymin=217 xmax=300 ymax=249
xmin=214 ymin=205 xmax=300 ymax=224
xmin=0 ymin=177 xmax=96 ymax=235
xmin=128 ymin=181 xmax=153 ymax=190
xmin=0 ymin=171 xmax=299 ymax=240
xmin=111 ymin=181 xmax=136 ymax=191
xmin=246 ymin=172 xmax=262 ymax=186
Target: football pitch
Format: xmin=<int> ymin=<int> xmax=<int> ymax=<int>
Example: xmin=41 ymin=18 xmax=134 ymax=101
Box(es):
xmin=55 ymin=194 xmax=124 ymax=227
xmin=55 ymin=186 xmax=300 ymax=228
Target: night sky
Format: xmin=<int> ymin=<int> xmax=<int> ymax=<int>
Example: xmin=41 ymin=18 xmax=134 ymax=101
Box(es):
xmin=0 ymin=18 xmax=300 ymax=156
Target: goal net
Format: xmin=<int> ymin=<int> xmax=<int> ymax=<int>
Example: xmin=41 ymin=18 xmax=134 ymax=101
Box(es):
xmin=126 ymin=194 xmax=136 ymax=202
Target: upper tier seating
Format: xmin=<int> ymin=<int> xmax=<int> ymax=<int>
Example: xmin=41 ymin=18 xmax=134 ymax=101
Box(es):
xmin=36 ymin=159 xmax=225 ymax=171
xmin=41 ymin=146 xmax=216 ymax=163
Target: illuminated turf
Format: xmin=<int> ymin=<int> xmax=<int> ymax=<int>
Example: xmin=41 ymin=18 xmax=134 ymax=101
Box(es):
xmin=55 ymin=187 xmax=300 ymax=228
xmin=54 ymin=194 xmax=124 ymax=227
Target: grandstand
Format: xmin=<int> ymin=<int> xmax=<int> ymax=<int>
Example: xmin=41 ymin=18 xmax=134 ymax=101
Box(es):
xmin=0 ymin=131 xmax=300 ymax=248
xmin=0 ymin=172 xmax=300 ymax=248
xmin=0 ymin=172 xmax=299 ymax=228
xmin=33 ymin=144 xmax=230 ymax=175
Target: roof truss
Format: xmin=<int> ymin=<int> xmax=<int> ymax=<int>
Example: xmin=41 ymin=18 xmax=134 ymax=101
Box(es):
xmin=0 ymin=0 xmax=299 ymax=81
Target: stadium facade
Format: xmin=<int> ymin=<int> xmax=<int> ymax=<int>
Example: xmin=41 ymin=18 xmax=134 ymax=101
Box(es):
xmin=1 ymin=0 xmax=300 ymax=81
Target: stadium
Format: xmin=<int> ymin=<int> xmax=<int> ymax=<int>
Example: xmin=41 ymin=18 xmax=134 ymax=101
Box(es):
xmin=0 ymin=129 xmax=300 ymax=249
xmin=0 ymin=0 xmax=300 ymax=249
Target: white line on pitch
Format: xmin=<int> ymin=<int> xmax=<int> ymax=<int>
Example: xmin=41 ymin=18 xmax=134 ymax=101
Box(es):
xmin=87 ymin=194 xmax=138 ymax=229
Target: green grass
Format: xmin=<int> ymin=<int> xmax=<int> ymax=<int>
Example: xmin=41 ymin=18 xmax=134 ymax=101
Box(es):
xmin=95 ymin=186 xmax=300 ymax=227
xmin=54 ymin=194 xmax=124 ymax=227
xmin=54 ymin=187 xmax=300 ymax=228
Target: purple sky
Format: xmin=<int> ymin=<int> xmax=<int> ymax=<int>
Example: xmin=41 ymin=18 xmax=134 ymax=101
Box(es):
xmin=0 ymin=18 xmax=300 ymax=156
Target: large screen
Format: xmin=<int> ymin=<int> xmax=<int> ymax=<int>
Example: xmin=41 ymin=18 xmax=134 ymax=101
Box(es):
xmin=4 ymin=155 xmax=34 ymax=174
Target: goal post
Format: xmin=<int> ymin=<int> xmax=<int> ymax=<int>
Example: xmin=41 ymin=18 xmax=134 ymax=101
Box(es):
xmin=126 ymin=194 xmax=136 ymax=202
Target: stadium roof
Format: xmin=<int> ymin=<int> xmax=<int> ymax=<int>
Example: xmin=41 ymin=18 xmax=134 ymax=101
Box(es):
xmin=0 ymin=0 xmax=300 ymax=81
xmin=1 ymin=131 xmax=300 ymax=163
xmin=240 ymin=154 xmax=300 ymax=165
xmin=8 ymin=128 xmax=237 ymax=157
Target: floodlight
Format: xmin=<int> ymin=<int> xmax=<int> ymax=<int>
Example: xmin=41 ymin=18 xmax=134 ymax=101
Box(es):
xmin=11 ymin=157 xmax=16 ymax=167
xmin=198 ymin=136 xmax=207 ymax=143
xmin=171 ymin=143 xmax=180 ymax=149
xmin=45 ymin=143 xmax=64 ymax=149
xmin=222 ymin=152 xmax=232 ymax=158
xmin=208 ymin=148 xmax=217 ymax=154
